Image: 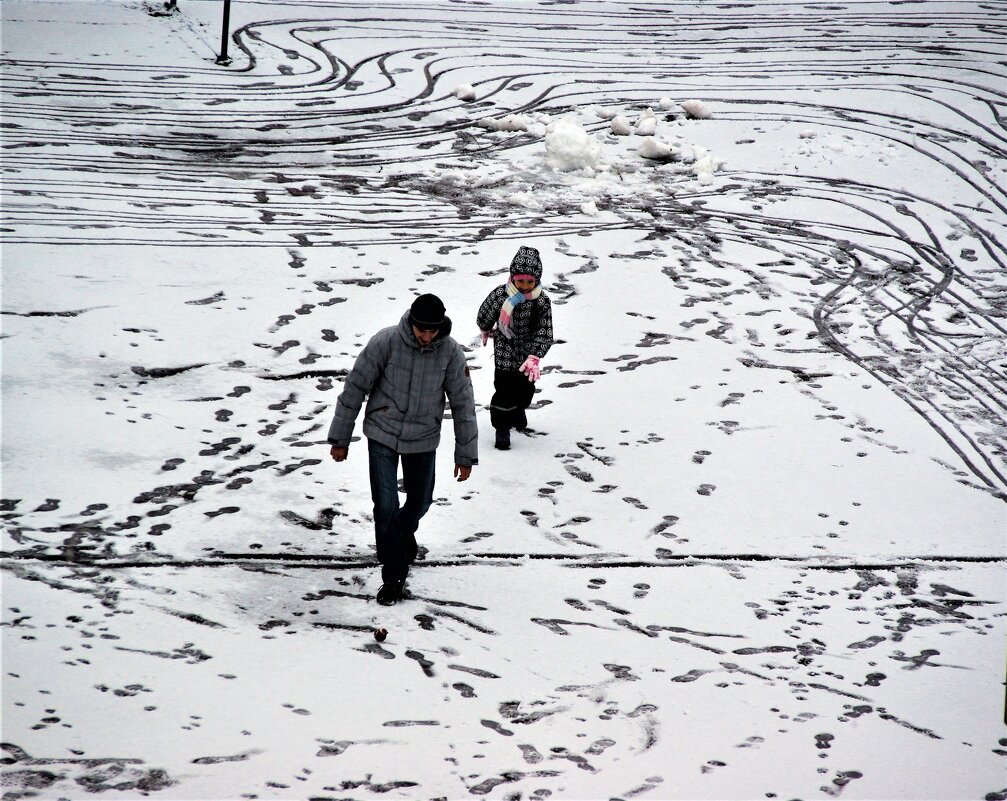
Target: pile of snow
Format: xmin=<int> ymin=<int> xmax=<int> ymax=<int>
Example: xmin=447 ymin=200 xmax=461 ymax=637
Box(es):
xmin=454 ymin=83 xmax=476 ymax=101
xmin=544 ymin=116 xmax=602 ymax=172
xmin=422 ymin=96 xmax=726 ymax=218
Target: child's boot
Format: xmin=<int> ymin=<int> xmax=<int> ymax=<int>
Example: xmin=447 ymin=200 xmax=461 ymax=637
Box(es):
xmin=494 ymin=428 xmax=511 ymax=450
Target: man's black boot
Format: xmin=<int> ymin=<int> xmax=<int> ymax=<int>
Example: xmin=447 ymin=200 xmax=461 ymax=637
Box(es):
xmin=376 ymin=580 xmax=404 ymax=606
xmin=494 ymin=428 xmax=511 ymax=450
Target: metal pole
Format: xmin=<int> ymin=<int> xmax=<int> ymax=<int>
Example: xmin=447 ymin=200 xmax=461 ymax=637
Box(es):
xmin=215 ymin=0 xmax=232 ymax=66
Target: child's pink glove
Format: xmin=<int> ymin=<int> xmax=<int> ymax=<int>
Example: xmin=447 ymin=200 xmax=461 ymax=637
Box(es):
xmin=519 ymin=355 xmax=540 ymax=382
xmin=480 ymin=330 xmax=491 ymax=346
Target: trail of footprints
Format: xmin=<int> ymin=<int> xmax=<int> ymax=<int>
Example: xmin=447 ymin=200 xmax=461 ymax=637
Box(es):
xmin=292 ymin=565 xmax=903 ymax=789
xmin=3 ymin=226 xmax=947 ymax=568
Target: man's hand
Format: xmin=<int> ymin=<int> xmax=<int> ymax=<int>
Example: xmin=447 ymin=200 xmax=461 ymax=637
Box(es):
xmin=330 ymin=445 xmax=348 ymax=462
xmin=454 ymin=464 xmax=472 ymax=482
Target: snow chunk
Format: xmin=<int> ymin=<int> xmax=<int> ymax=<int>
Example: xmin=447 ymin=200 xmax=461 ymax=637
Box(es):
xmin=799 ymin=130 xmax=817 ymax=139
xmin=545 ymin=116 xmax=602 ymax=171
xmin=592 ymin=105 xmax=616 ymax=120
xmin=478 ymin=114 xmax=533 ymax=132
xmin=635 ymin=107 xmax=657 ymax=136
xmin=658 ymin=96 xmax=675 ymax=110
xmin=580 ymin=200 xmax=599 ymax=216
xmin=610 ymin=115 xmax=632 ymax=136
xmin=638 ymin=137 xmax=676 ymax=160
xmin=692 ymin=145 xmax=725 ymax=182
xmin=498 ymin=114 xmax=533 ymax=132
xmin=681 ymin=99 xmax=712 ymax=119
xmin=454 ymin=84 xmax=476 ymax=102
xmin=506 ymin=190 xmax=544 ymax=210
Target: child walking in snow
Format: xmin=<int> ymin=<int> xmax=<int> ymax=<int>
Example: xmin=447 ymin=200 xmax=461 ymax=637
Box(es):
xmin=476 ymin=245 xmax=555 ymax=450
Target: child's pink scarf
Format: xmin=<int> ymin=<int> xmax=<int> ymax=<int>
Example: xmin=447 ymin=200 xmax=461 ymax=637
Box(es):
xmin=498 ymin=280 xmax=542 ymax=339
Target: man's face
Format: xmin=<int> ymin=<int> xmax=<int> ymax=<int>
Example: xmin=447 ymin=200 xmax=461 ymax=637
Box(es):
xmin=412 ymin=325 xmax=438 ymax=346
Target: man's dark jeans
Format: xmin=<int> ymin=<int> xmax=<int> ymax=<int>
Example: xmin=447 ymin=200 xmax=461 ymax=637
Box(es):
xmin=368 ymin=439 xmax=436 ymax=585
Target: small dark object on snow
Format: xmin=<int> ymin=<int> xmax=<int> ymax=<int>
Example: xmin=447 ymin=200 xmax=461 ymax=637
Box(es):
xmin=374 ymin=627 xmax=388 ymax=642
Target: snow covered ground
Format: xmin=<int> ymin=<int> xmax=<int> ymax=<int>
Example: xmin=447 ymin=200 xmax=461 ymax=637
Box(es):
xmin=2 ymin=1 xmax=1005 ymax=798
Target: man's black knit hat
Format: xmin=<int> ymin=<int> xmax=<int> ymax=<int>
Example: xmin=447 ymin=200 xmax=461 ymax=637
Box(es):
xmin=409 ymin=293 xmax=446 ymax=329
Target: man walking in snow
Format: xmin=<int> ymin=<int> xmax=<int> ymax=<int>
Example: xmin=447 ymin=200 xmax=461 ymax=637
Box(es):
xmin=327 ymin=294 xmax=478 ymax=606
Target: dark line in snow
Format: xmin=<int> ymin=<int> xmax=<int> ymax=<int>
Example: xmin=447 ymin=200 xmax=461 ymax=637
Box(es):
xmin=1 ymin=552 xmax=1003 ymax=570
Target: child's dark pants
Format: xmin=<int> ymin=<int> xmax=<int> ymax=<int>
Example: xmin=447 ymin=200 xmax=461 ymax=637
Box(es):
xmin=368 ymin=439 xmax=435 ymax=584
xmin=490 ymin=368 xmax=535 ymax=431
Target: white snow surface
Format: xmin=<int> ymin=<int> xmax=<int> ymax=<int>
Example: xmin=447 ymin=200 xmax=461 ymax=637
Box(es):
xmin=1 ymin=1 xmax=1006 ymax=800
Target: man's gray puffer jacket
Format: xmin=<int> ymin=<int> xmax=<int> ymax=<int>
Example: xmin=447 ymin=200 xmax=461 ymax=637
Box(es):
xmin=327 ymin=312 xmax=478 ymax=466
